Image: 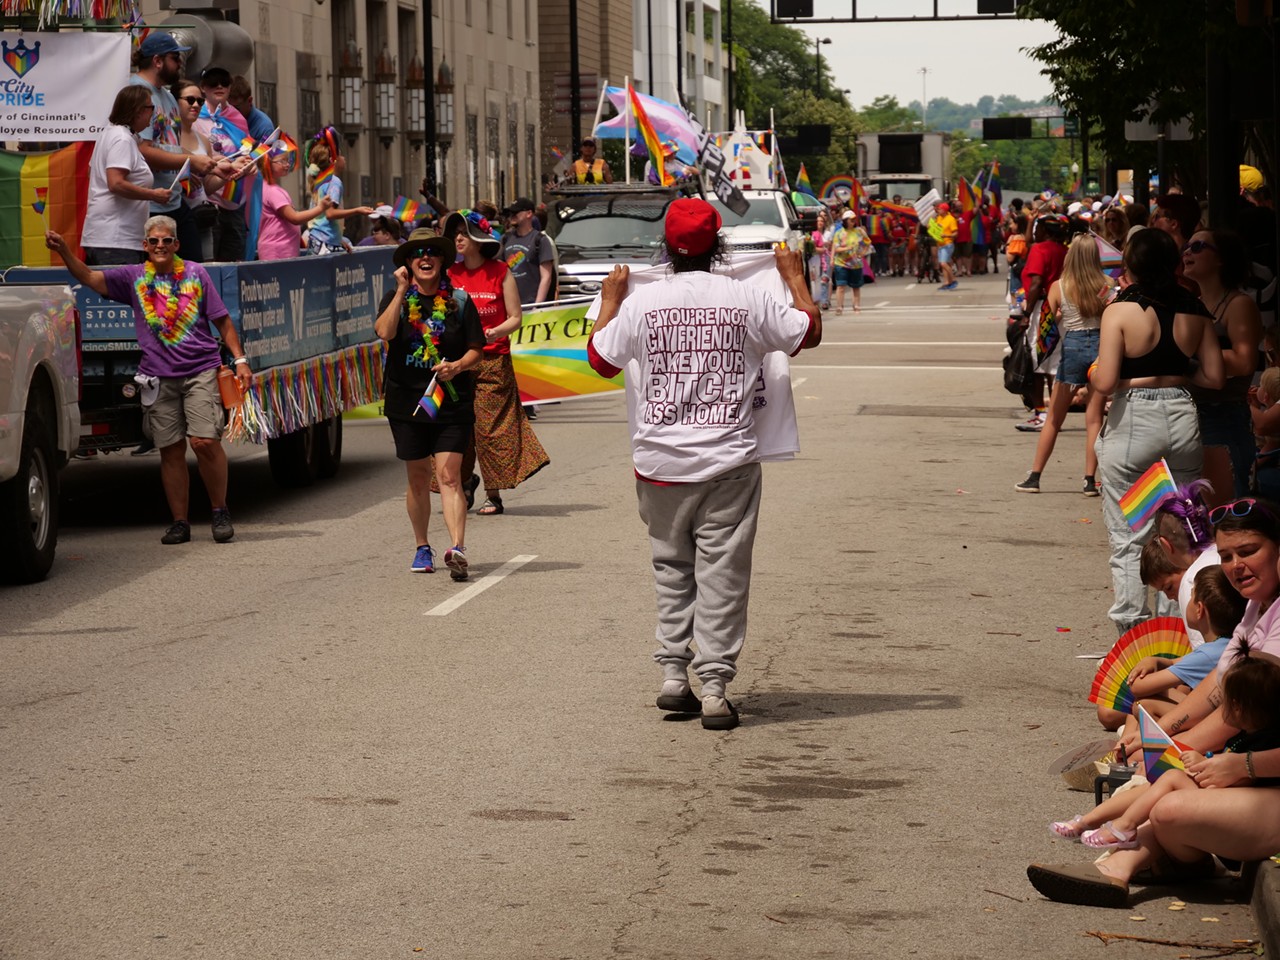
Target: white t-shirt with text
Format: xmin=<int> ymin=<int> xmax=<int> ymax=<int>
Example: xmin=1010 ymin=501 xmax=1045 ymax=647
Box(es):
xmin=591 ymin=272 xmax=809 ymax=481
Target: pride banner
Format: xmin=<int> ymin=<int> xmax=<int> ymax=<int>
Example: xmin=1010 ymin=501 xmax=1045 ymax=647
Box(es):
xmin=0 ymin=142 xmax=92 ymax=267
xmin=0 ymin=33 xmax=129 ymax=141
xmin=510 ymin=298 xmax=621 ymax=404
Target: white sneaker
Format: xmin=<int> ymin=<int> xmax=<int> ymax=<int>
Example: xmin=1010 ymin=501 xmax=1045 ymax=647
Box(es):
xmin=1015 ymin=411 xmax=1046 ymax=432
xmin=701 ymin=695 xmax=739 ymax=731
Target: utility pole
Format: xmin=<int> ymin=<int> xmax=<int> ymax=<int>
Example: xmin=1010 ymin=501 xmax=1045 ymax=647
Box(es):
xmin=422 ymin=0 xmax=436 ymax=197
xmin=569 ymin=0 xmax=581 ymax=146
xmin=918 ymin=67 xmax=929 ymax=129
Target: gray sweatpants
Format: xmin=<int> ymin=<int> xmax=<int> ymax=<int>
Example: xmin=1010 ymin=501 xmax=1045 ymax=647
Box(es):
xmin=635 ymin=462 xmax=762 ymax=700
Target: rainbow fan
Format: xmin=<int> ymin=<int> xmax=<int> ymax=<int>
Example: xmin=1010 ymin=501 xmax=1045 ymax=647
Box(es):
xmin=1087 ymin=617 xmax=1193 ymax=715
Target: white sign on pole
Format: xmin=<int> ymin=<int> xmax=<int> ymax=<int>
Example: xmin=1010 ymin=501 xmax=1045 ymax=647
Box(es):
xmin=0 ymin=33 xmax=130 ymax=142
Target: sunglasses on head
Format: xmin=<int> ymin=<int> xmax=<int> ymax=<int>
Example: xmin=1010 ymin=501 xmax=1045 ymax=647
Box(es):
xmin=1183 ymin=239 xmax=1217 ymax=255
xmin=1209 ymin=497 xmax=1279 ymax=525
xmin=145 ymin=236 xmax=177 ymax=248
xmin=179 ymin=96 xmax=205 ymax=107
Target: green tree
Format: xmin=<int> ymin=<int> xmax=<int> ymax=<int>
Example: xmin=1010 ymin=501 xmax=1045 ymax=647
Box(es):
xmin=858 ymin=95 xmax=918 ymax=132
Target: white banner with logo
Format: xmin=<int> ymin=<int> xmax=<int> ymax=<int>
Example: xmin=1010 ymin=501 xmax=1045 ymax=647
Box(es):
xmin=0 ymin=33 xmax=130 ymax=141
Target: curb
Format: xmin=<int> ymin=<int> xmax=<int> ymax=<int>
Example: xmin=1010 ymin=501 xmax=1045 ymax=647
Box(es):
xmin=1251 ymin=859 xmax=1280 ymax=954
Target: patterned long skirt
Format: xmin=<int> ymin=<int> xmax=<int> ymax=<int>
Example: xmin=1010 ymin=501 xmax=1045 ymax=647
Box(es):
xmin=470 ymin=352 xmax=549 ymax=489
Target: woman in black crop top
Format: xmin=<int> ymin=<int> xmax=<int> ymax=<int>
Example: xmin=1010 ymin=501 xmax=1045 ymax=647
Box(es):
xmin=1092 ymin=228 xmax=1224 ymax=634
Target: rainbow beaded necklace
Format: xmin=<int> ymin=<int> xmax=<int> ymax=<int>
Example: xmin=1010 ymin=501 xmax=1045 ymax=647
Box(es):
xmin=404 ymin=278 xmax=458 ymax=400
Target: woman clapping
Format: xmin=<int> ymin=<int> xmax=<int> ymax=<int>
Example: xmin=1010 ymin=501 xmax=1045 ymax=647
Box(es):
xmin=375 ymin=228 xmax=486 ymax=580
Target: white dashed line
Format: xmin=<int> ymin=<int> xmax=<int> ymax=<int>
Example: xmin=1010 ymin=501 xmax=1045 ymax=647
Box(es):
xmin=424 ymin=554 xmax=538 ymax=616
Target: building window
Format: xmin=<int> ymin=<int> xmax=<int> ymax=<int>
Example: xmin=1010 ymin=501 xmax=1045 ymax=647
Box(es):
xmin=508 ymin=112 xmax=519 ymax=198
xmin=507 ymin=0 xmax=514 ymax=38
xmin=465 ymin=0 xmax=471 ymax=26
xmin=299 ymin=88 xmax=320 ymax=141
xmin=257 ymin=80 xmax=278 ymax=121
xmin=526 ymin=123 xmax=536 ymax=196
xmin=486 ymin=113 xmax=501 ymax=204
xmin=487 ymin=0 xmax=494 ymax=33
xmin=467 ymin=113 xmax=479 ymax=205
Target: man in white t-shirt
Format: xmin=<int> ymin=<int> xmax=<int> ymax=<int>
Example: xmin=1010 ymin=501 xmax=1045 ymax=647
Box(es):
xmin=587 ymin=198 xmax=822 ymax=730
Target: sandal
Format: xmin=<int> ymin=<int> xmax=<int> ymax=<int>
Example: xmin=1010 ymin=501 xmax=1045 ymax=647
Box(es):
xmin=477 ymin=497 xmax=504 ymax=516
xmin=1048 ymin=815 xmax=1088 ymax=841
xmin=463 ymin=474 xmax=480 ymax=511
xmin=1080 ymin=821 xmax=1140 ymax=850
xmin=1026 ymin=862 xmax=1130 ymax=908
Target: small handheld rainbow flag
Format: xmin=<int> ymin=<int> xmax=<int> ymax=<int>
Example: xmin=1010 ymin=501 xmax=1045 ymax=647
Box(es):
xmin=391 ymin=195 xmax=421 ymax=223
xmin=628 ymin=85 xmax=670 ymax=186
xmin=1119 ymin=458 xmax=1178 ymax=529
xmin=1137 ymin=705 xmax=1191 ymax=782
xmin=31 ymin=185 xmax=48 ymax=216
xmin=247 ymin=127 xmax=281 ymax=162
xmin=795 ymin=163 xmax=816 ymax=198
xmin=414 ymin=375 xmax=446 ymax=419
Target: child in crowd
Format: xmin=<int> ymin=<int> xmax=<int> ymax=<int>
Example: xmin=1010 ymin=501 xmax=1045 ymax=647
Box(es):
xmin=1075 ymin=648 xmax=1280 ymax=849
xmin=1058 ymin=566 xmax=1248 ymax=839
xmin=256 ymin=136 xmax=333 ymax=261
xmin=303 ymin=127 xmax=371 ymax=254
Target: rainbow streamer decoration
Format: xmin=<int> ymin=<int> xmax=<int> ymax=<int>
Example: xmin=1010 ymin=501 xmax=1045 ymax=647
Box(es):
xmin=795 ymin=163 xmax=816 ymax=198
xmin=0 ymin=142 xmax=92 ymax=268
xmin=628 ymin=85 xmax=669 ymax=186
xmin=870 ymin=199 xmax=919 ymax=223
xmin=391 ymin=195 xmax=421 ymax=223
xmin=414 ymin=375 xmax=445 ymax=419
xmin=1119 ymin=458 xmax=1178 ymax=529
xmin=1137 ymin=705 xmax=1191 ymax=782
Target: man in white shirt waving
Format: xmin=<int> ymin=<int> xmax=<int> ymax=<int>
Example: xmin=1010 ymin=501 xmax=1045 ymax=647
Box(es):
xmin=587 ymin=198 xmax=822 ymax=730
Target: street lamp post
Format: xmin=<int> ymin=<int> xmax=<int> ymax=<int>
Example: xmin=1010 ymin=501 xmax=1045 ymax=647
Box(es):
xmin=918 ymin=67 xmax=930 ymax=129
xmin=814 ymin=37 xmax=831 ymax=98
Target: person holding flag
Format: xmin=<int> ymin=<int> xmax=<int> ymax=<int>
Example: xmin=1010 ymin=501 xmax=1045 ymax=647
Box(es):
xmin=255 ymin=135 xmax=334 ymax=260
xmin=935 ymin=201 xmax=959 ymax=290
xmin=194 ymin=65 xmax=257 ymax=260
xmin=304 ymin=127 xmax=373 ymax=255
xmin=374 ymin=229 xmax=486 ymax=578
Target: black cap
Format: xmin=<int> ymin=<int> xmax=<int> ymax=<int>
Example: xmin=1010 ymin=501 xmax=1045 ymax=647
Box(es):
xmin=581 ymin=137 xmax=597 ymax=147
xmin=200 ymin=66 xmax=232 ymax=87
xmin=505 ymin=197 xmax=535 ymax=215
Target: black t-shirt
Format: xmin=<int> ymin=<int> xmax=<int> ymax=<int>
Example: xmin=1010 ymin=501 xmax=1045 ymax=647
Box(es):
xmin=379 ymin=285 xmax=486 ymax=424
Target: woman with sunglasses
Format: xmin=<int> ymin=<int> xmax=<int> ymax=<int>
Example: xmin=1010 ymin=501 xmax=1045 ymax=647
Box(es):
xmin=375 ymin=229 xmax=486 ymax=580
xmin=169 ymin=78 xmax=233 ymax=262
xmin=1092 ymin=228 xmax=1225 ymax=635
xmin=1182 ymin=229 xmax=1264 ymax=504
xmin=81 ymin=85 xmax=174 ymax=266
xmin=1030 ymin=497 xmax=1280 ymax=907
xmin=443 ymin=209 xmax=549 ymax=517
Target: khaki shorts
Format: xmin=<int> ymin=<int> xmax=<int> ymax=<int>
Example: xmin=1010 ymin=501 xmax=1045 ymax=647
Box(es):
xmin=144 ymin=367 xmax=225 ymax=448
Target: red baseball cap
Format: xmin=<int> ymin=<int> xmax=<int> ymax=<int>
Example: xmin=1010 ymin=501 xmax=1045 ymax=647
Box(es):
xmin=937 ymin=201 xmax=950 ymax=213
xmin=665 ymin=198 xmax=721 ymax=256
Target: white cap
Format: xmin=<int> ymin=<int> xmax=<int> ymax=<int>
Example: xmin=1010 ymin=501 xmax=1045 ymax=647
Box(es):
xmin=1067 ymin=201 xmax=1082 ymax=216
xmin=1091 ymin=201 xmax=1103 ymax=212
xmin=370 ymin=204 xmax=394 ymax=220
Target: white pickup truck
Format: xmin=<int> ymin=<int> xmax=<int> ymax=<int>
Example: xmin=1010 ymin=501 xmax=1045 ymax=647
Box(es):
xmin=0 ymin=278 xmax=79 ymax=583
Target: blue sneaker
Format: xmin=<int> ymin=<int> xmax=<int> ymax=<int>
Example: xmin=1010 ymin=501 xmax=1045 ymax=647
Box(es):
xmin=411 ymin=544 xmax=434 ymax=573
xmin=443 ymin=545 xmax=469 ymax=581
xmin=943 ymin=281 xmax=959 ymax=291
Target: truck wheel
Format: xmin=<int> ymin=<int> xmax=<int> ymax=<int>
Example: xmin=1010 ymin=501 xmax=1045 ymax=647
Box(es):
xmin=267 ymin=426 xmax=319 ymax=488
xmin=0 ymin=408 xmax=59 ymax=584
xmin=315 ymin=417 xmax=343 ymax=479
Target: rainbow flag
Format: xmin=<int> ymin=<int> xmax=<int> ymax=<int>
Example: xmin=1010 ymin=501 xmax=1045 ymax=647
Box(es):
xmin=1137 ymin=705 xmax=1191 ymax=782
xmin=628 ymin=85 xmax=669 ymax=186
xmin=247 ymin=127 xmax=281 ymax=162
xmin=957 ymin=177 xmax=977 ymax=214
xmin=0 ymin=143 xmax=92 ymax=268
xmin=311 ymin=166 xmax=336 ymax=193
xmin=1119 ymin=458 xmax=1178 ymax=529
xmin=413 ymin=375 xmax=446 ymax=419
xmin=391 ymin=195 xmax=421 ymax=223
xmin=870 ymin=199 xmax=919 ymax=223
xmin=987 ymin=161 xmax=1003 ymax=209
xmin=795 ymin=163 xmax=816 ymax=198
xmin=218 ymin=174 xmax=247 ymax=207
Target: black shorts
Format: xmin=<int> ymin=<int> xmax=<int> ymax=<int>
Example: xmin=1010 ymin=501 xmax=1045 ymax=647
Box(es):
xmin=388 ymin=419 xmax=471 ymax=460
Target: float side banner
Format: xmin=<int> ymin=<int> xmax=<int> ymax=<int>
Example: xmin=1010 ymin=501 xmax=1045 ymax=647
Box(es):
xmin=0 ymin=33 xmax=129 ymax=142
xmin=226 ymin=257 xmax=338 ymax=368
xmin=334 ymin=247 xmax=395 ymax=348
xmin=509 ymin=298 xmax=622 ymax=404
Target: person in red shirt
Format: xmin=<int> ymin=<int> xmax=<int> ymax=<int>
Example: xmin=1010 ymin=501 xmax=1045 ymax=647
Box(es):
xmin=955 ymin=208 xmax=974 ymax=276
xmin=889 ymin=215 xmax=909 ymax=277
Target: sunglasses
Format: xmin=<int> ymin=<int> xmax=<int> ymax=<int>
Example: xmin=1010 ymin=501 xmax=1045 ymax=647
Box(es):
xmin=1209 ymin=498 xmax=1280 ymax=525
xmin=1183 ymin=239 xmax=1217 ymax=255
xmin=144 ymin=236 xmax=177 ymax=248
xmin=179 ymin=96 xmax=205 ymax=107
xmin=410 ymin=248 xmax=444 ymax=260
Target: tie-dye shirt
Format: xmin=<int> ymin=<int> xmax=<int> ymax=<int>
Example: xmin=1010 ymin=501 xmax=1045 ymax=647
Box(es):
xmin=129 ymin=73 xmax=182 ymax=213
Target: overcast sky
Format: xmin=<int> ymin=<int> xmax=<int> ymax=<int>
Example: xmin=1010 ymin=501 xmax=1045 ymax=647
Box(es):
xmin=777 ymin=5 xmax=1063 ymax=110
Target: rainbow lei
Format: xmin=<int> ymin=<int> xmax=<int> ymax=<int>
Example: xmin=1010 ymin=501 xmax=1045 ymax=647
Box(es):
xmin=405 ymin=280 xmax=459 ymax=400
xmin=134 ymin=257 xmax=204 ymax=345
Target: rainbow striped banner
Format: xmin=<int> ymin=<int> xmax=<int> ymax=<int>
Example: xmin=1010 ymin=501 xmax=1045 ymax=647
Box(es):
xmin=629 ymin=85 xmax=670 ymax=186
xmin=1137 ymin=705 xmax=1190 ymax=782
xmin=1120 ymin=458 xmax=1178 ymax=529
xmin=510 ymin=299 xmax=622 ymax=404
xmin=0 ymin=142 xmax=92 ymax=267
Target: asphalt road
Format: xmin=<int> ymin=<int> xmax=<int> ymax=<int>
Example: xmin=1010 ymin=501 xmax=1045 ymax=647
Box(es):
xmin=0 ymin=271 xmax=1263 ymax=958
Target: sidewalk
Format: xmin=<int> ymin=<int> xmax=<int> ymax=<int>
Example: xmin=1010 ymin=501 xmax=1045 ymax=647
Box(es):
xmin=1253 ymin=860 xmax=1280 ymax=953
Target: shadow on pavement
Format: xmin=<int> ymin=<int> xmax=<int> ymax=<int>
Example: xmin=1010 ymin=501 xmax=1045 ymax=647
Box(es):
xmin=741 ymin=691 xmax=963 ymax=726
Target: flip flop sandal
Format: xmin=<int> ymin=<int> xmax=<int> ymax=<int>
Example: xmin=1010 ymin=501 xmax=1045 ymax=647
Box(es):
xmin=1026 ymin=862 xmax=1130 ymax=908
xmin=463 ymin=474 xmax=480 ymax=510
xmin=1080 ymin=822 xmax=1140 ymax=850
xmin=1048 ymin=815 xmax=1088 ymax=841
xmin=477 ymin=497 xmax=504 ymax=516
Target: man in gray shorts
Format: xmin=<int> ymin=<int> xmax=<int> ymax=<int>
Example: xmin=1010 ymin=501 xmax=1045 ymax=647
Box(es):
xmin=46 ymin=217 xmax=253 ymax=544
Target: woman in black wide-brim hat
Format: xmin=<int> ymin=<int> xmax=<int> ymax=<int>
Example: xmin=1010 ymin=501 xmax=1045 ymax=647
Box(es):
xmin=374 ymin=227 xmax=486 ymax=581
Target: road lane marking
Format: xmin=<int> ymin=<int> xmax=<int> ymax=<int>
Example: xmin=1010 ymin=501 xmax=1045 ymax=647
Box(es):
xmin=795 ymin=364 xmax=998 ymax=371
xmin=791 ymin=377 xmax=808 ymax=389
xmin=424 ymin=554 xmax=537 ymax=616
xmin=874 ymin=300 xmax=891 ymax=307
xmin=905 ymin=283 xmax=917 ymax=290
